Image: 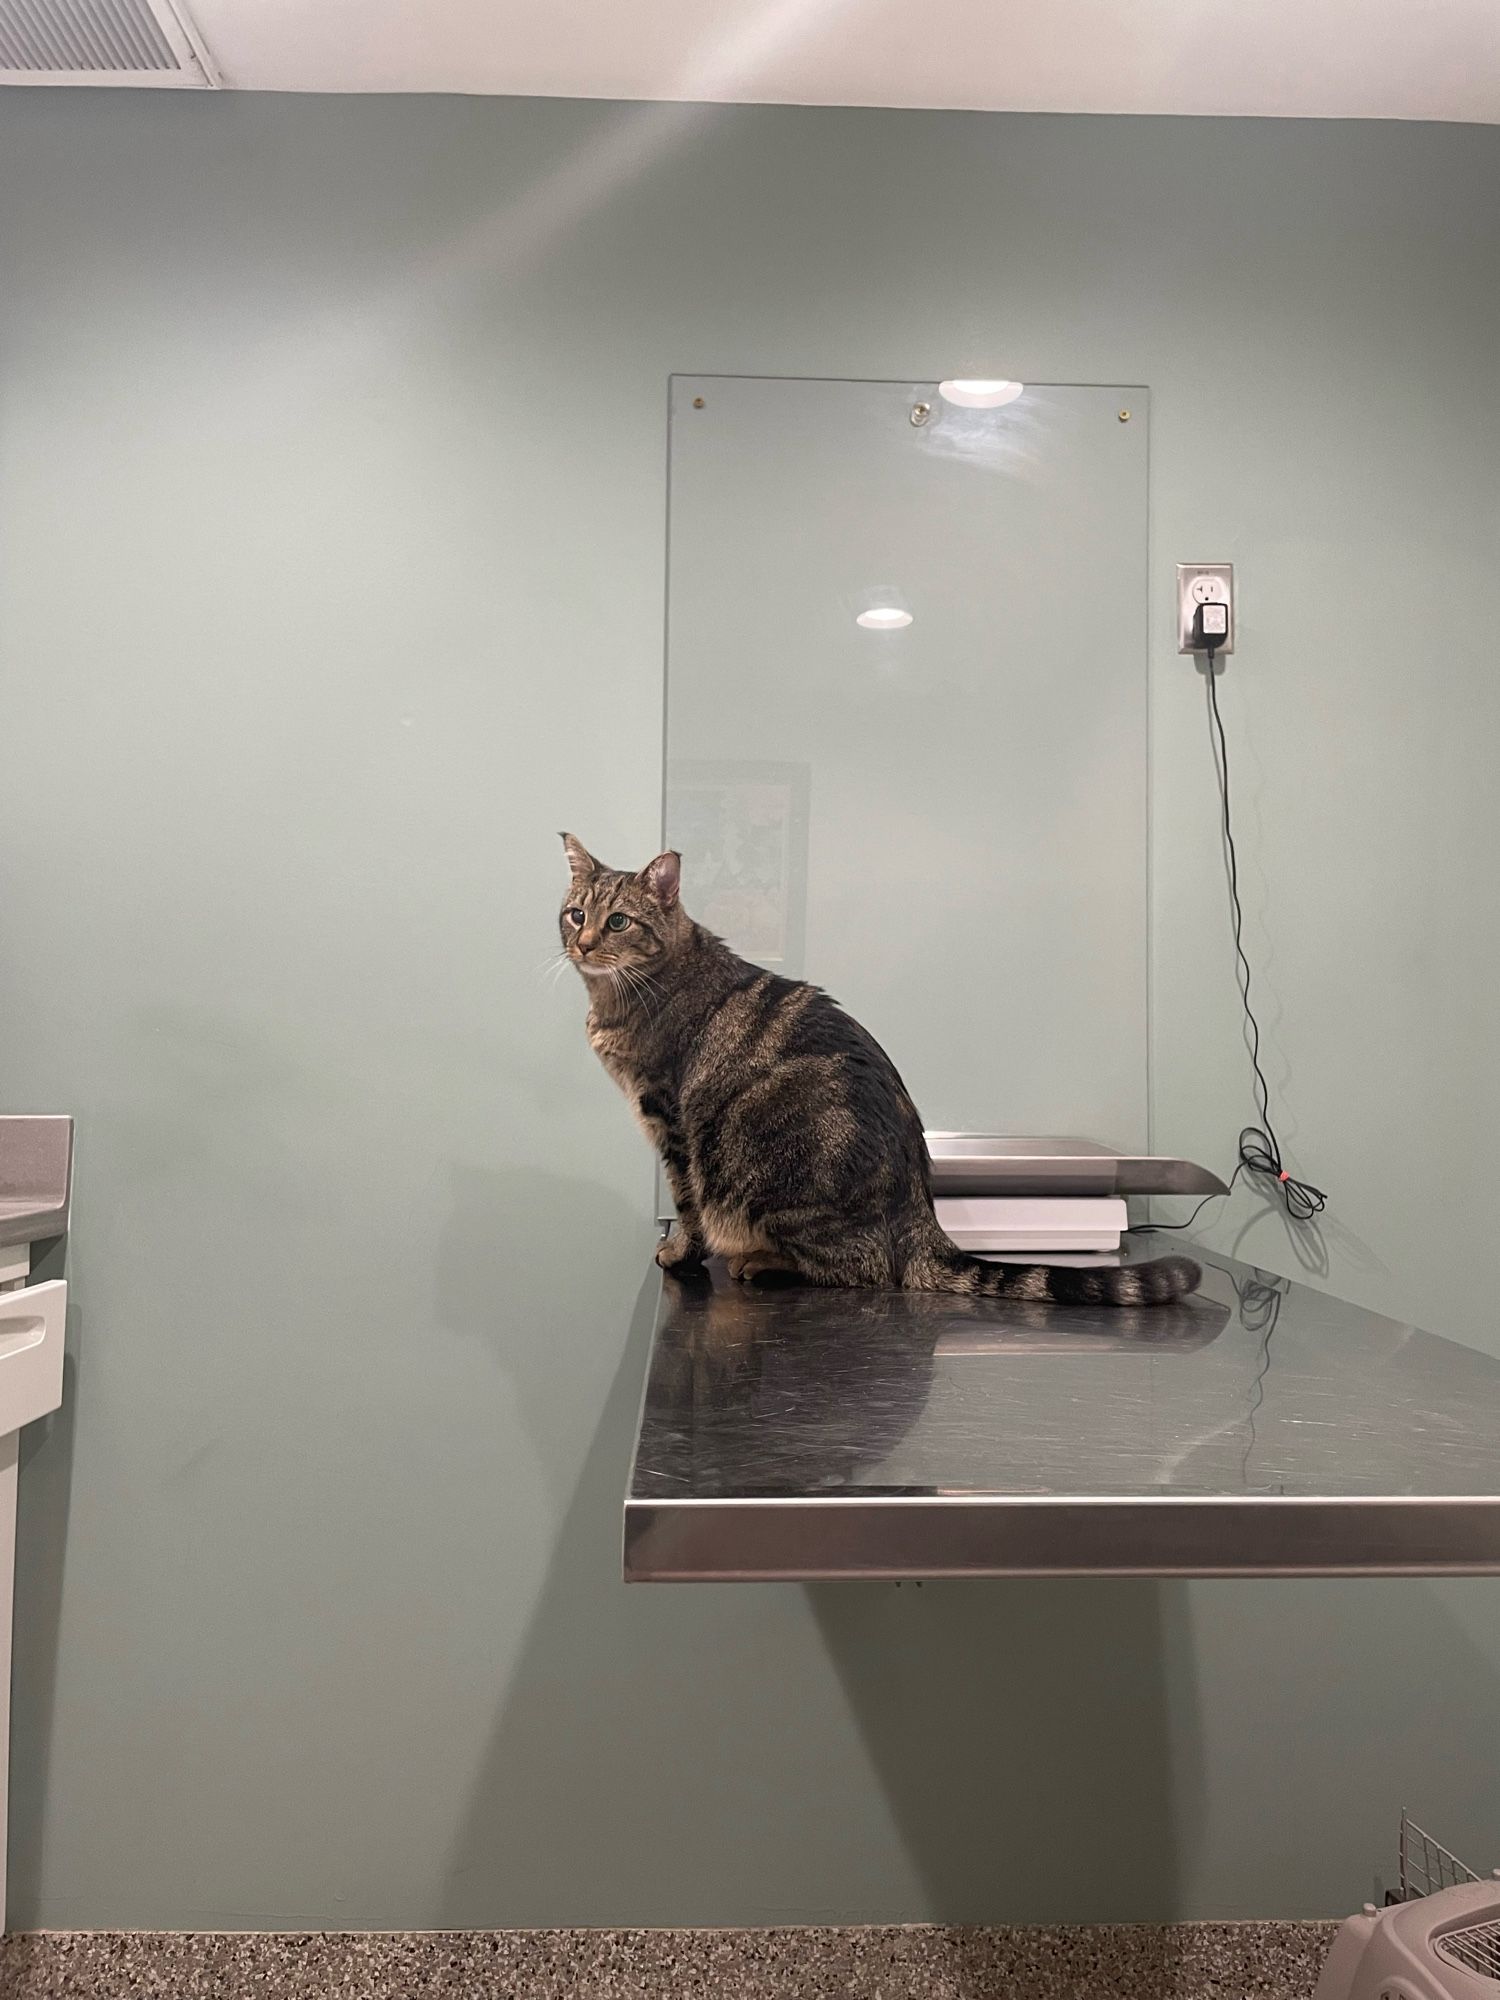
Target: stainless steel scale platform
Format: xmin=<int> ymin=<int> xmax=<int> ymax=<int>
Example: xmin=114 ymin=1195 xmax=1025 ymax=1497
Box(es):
xmin=924 ymin=1133 xmax=1228 ymax=1199
xmin=625 ymin=1148 xmax=1500 ymax=1581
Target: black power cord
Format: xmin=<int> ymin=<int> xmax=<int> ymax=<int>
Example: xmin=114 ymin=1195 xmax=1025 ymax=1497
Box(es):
xmin=1135 ymin=608 xmax=1326 ymax=1237
xmin=1234 ymin=1268 xmax=1287 ymax=1486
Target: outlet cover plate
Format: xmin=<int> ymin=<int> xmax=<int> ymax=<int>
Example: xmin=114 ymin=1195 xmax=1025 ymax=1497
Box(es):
xmin=1177 ymin=562 xmax=1235 ymax=656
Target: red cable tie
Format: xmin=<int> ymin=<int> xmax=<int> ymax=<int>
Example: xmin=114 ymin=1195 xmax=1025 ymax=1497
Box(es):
xmin=1278 ymin=1170 xmax=1290 ymax=1182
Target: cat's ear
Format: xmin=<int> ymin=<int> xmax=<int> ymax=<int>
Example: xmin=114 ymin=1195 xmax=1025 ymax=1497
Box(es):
xmin=639 ymin=850 xmax=681 ymax=909
xmin=560 ymin=832 xmax=597 ymax=881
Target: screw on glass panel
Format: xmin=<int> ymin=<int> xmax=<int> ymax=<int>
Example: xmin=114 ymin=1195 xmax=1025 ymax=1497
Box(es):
xmin=910 ymin=402 xmax=931 ymax=426
xmin=1118 ymin=408 xmax=1131 ymax=422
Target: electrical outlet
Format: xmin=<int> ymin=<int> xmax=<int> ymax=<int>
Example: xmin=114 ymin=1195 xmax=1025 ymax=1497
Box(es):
xmin=1177 ymin=562 xmax=1234 ymax=656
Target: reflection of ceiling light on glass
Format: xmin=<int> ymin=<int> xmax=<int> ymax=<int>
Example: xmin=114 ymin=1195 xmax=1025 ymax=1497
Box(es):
xmin=856 ymin=607 xmax=913 ymax=630
xmin=938 ymin=379 xmax=1024 ymax=409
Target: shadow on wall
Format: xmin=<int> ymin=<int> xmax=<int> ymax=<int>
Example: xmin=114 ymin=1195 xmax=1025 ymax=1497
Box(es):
xmin=807 ymin=1578 xmax=1189 ymax=1924
xmin=431 ymin=1216 xmax=1192 ymax=1925
xmin=435 ymin=1160 xmax=652 ymax=1515
xmin=427 ymin=1198 xmax=1500 ymax=1926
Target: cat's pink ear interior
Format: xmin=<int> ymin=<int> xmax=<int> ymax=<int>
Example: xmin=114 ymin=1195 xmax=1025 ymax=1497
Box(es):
xmin=641 ymin=850 xmax=681 ymax=908
xmin=561 ymin=833 xmax=597 ymax=880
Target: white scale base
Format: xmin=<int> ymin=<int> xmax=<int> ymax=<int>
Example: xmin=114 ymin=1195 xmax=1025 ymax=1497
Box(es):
xmin=934 ymin=1194 xmax=1128 ymax=1259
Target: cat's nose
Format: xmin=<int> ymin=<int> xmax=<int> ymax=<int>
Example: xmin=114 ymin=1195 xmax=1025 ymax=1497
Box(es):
xmin=577 ymin=933 xmax=598 ymax=956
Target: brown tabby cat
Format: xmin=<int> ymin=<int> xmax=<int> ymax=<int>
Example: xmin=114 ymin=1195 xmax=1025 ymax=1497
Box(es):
xmin=560 ymin=834 xmax=1200 ymax=1306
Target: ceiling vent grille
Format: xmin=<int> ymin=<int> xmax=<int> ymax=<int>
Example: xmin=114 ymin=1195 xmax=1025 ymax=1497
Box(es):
xmin=0 ymin=0 xmax=219 ymax=86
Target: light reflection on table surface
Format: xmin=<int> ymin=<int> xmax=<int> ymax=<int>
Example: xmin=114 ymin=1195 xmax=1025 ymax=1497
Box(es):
xmin=625 ymin=1250 xmax=1500 ymax=1579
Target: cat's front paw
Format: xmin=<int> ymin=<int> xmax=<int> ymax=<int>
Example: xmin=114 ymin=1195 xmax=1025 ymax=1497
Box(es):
xmin=656 ymin=1230 xmax=707 ymax=1272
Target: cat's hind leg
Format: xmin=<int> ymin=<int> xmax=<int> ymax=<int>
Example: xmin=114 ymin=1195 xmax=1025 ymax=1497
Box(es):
xmin=727 ymin=1250 xmax=805 ymax=1284
xmin=739 ymin=1210 xmax=894 ymax=1288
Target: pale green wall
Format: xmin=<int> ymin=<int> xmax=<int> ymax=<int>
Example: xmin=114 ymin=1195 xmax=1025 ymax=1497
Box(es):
xmin=1 ymin=94 xmax=1499 ymax=1928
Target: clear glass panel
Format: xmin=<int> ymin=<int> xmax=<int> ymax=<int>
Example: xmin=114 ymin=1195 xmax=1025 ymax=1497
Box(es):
xmin=664 ymin=375 xmax=1149 ymax=1146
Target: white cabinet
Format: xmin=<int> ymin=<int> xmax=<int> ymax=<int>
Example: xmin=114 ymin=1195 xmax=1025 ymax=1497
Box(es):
xmin=0 ymin=1276 xmax=66 ymax=1934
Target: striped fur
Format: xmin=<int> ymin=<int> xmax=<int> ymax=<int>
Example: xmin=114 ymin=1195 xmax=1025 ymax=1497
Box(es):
xmin=559 ymin=836 xmax=1200 ymax=1307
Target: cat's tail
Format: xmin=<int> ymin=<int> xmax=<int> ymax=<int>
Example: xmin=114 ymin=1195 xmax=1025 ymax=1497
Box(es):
xmin=905 ymin=1234 xmax=1201 ymax=1307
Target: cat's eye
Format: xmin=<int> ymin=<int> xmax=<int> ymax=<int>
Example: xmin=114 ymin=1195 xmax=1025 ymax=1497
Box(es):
xmin=566 ymin=907 xmax=585 ymax=926
xmin=605 ymin=912 xmax=630 ymax=932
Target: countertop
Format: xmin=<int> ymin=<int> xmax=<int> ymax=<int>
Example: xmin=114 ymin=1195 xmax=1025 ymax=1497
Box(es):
xmin=0 ymin=1116 xmax=73 ymax=1250
xmin=625 ymin=1246 xmax=1500 ymax=1579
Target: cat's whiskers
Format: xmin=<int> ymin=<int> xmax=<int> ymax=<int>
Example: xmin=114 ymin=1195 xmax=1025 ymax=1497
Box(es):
xmin=616 ymin=963 xmax=664 ymax=1022
xmin=606 ymin=966 xmax=640 ymax=1016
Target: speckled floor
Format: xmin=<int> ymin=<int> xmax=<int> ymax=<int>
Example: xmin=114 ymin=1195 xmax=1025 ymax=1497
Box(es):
xmin=0 ymin=1923 xmax=1339 ymax=2000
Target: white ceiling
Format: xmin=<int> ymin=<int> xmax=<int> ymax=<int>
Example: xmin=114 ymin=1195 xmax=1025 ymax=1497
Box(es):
xmin=186 ymin=0 xmax=1500 ymax=121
